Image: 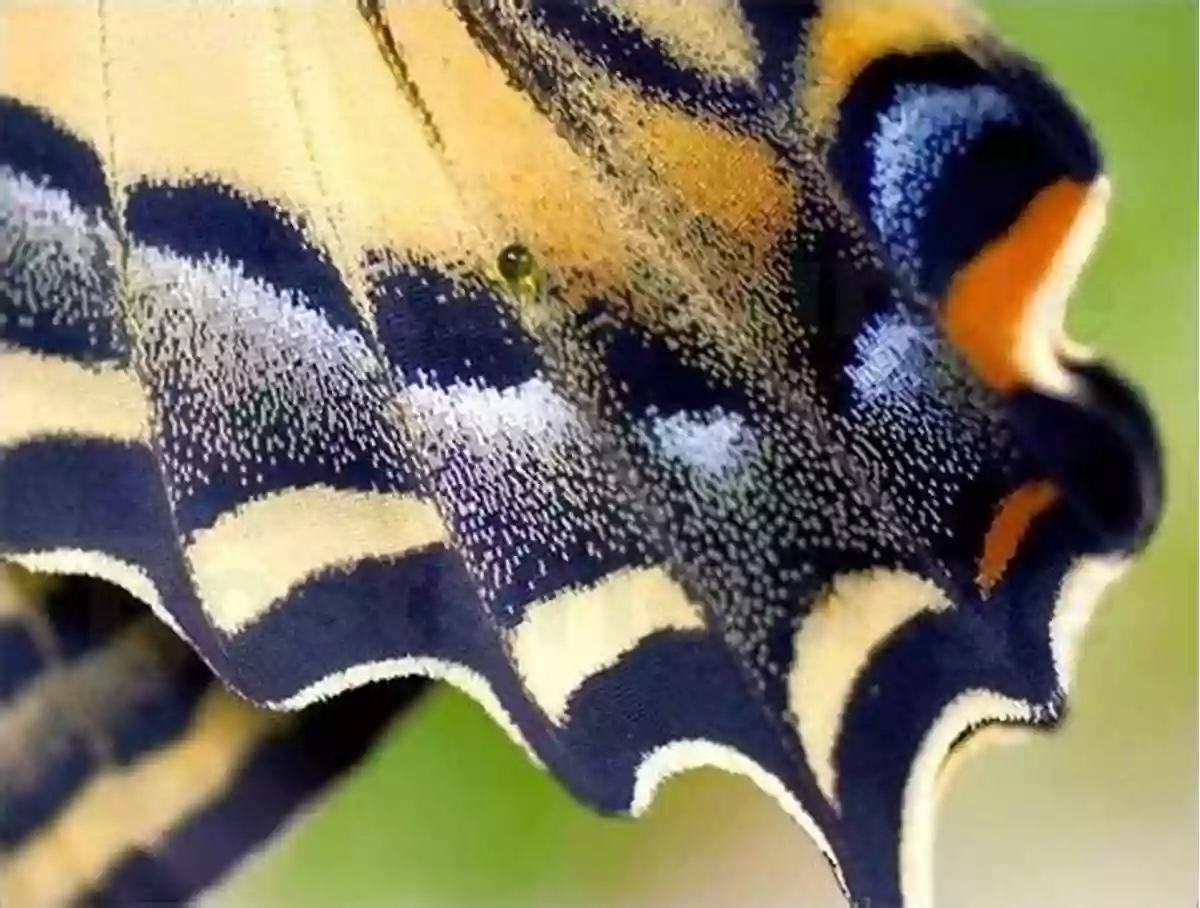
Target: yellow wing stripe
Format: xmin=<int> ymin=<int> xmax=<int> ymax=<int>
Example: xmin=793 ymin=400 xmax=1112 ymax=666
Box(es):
xmin=4 ymin=3 xmax=477 ymax=277
xmin=268 ymin=4 xmax=476 ymax=261
xmin=803 ymin=0 xmax=982 ymax=132
xmin=787 ymin=569 xmax=951 ymax=806
xmin=600 ymin=0 xmax=760 ymax=82
xmin=1 ymin=4 xmax=112 ymax=161
xmin=0 ymin=688 xmax=280 ymax=908
xmin=617 ymin=93 xmax=795 ymax=259
xmin=0 ymin=351 xmax=150 ymax=447
xmin=186 ymin=485 xmax=447 ymax=634
xmin=382 ymin=1 xmax=638 ymax=306
xmin=510 ymin=566 xmax=705 ymax=722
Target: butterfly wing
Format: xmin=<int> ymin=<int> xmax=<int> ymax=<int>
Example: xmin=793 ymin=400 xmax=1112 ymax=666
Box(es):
xmin=0 ymin=3 xmax=1161 ymax=907
xmin=0 ymin=565 xmax=422 ymax=907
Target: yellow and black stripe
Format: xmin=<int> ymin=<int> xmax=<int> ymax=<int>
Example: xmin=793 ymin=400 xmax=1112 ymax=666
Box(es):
xmin=0 ymin=565 xmax=423 ymax=908
xmin=0 ymin=4 xmax=1162 ymax=908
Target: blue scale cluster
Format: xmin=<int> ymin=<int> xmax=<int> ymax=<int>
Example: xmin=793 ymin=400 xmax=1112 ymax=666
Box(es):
xmin=369 ymin=256 xmax=655 ymax=627
xmin=0 ymin=99 xmax=124 ymax=361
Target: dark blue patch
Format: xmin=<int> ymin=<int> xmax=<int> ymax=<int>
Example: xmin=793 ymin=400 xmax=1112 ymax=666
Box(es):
xmin=0 ymin=438 xmax=226 ymax=668
xmin=0 ymin=623 xmax=43 ymax=703
xmin=72 ymin=852 xmax=186 ymax=908
xmin=1007 ymin=362 xmax=1163 ymax=554
xmin=783 ymin=222 xmax=901 ymax=408
xmin=0 ymin=100 xmax=123 ymax=361
xmin=0 ymin=206 xmax=124 ymax=361
xmin=124 ymin=181 xmax=361 ymax=333
xmin=0 ymin=97 xmax=112 ymax=215
xmin=369 ymin=254 xmax=542 ymax=388
xmin=218 ymin=551 xmax=594 ymax=801
xmin=40 ymin=575 xmax=142 ymax=663
xmin=0 ymin=726 xmax=95 ymax=849
xmin=916 ymin=456 xmax=1034 ymax=601
xmin=917 ymin=123 xmax=1066 ymax=298
xmin=827 ymin=50 xmax=1094 ymax=301
xmin=988 ymin=51 xmax=1101 ymax=182
xmin=831 ymin=508 xmax=1090 ymax=904
xmin=2 ymin=573 xmax=208 ymax=765
xmin=474 ymin=521 xmax=652 ymax=630
xmin=587 ymin=313 xmax=753 ymax=420
xmin=153 ymin=387 xmax=416 ymax=539
xmin=221 ymin=548 xmax=480 ymax=703
xmin=739 ymin=0 xmax=817 ymax=108
xmin=528 ymin=0 xmax=760 ymax=122
xmin=430 ymin=457 xmax=654 ymax=629
xmin=563 ymin=629 xmax=837 ymax=822
xmin=829 ymin=50 xmax=989 ymax=218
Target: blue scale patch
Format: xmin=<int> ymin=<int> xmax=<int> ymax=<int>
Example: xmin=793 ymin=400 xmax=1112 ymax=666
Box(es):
xmin=781 ymin=225 xmax=902 ymax=409
xmin=121 ymin=230 xmax=420 ymax=537
xmin=419 ymin=436 xmax=656 ymax=627
xmin=371 ymin=255 xmax=657 ymax=626
xmin=124 ymin=182 xmax=361 ymax=333
xmin=0 ymin=100 xmax=124 ymax=361
xmin=827 ymin=50 xmax=1099 ymax=299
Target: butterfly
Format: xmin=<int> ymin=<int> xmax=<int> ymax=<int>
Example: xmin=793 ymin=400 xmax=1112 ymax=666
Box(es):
xmin=0 ymin=2 xmax=1163 ymax=906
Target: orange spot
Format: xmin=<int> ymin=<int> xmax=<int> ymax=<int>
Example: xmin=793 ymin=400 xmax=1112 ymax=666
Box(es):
xmin=977 ymin=481 xmax=1059 ymax=594
xmin=943 ymin=179 xmax=1090 ymax=392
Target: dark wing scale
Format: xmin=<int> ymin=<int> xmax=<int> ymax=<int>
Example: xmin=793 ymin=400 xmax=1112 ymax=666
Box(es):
xmin=0 ymin=4 xmax=1161 ymax=908
xmin=379 ymin=4 xmax=1160 ymax=904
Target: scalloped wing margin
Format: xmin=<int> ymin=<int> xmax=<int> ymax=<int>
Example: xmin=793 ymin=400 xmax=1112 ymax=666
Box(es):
xmin=0 ymin=4 xmax=1162 ymax=908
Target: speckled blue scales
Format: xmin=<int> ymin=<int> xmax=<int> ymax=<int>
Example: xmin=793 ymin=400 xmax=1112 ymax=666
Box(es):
xmin=0 ymin=3 xmax=1161 ymax=907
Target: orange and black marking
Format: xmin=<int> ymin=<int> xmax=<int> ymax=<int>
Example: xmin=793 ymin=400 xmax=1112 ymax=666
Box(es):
xmin=0 ymin=4 xmax=1162 ymax=908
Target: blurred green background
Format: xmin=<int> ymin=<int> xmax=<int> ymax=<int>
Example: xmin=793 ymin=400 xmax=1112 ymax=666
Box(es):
xmin=216 ymin=3 xmax=1198 ymax=906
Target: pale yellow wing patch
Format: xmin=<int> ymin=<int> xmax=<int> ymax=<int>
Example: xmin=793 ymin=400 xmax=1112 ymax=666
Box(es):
xmin=788 ymin=568 xmax=951 ymax=806
xmin=186 ymin=486 xmax=446 ymax=634
xmin=0 ymin=688 xmax=280 ymax=908
xmin=0 ymin=352 xmax=149 ymax=447
xmin=509 ymin=566 xmax=704 ymax=722
xmin=600 ymin=0 xmax=761 ymax=82
xmin=803 ymin=0 xmax=983 ymax=132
